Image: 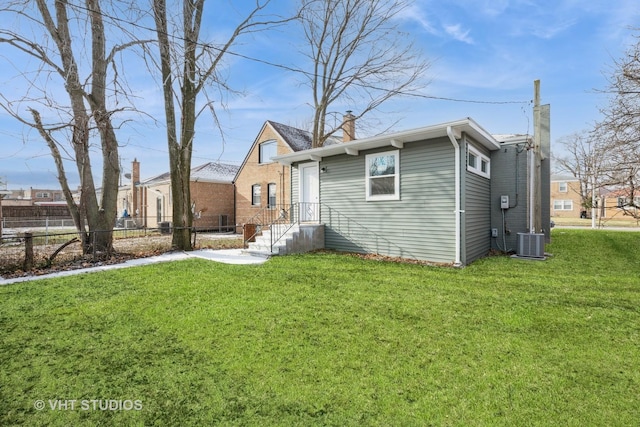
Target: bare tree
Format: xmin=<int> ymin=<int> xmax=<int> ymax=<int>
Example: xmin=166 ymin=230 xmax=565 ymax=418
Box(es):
xmin=150 ymin=0 xmax=293 ymax=250
xmin=298 ymin=0 xmax=430 ymax=147
xmin=596 ymin=31 xmax=640 ymax=218
xmin=0 ymin=0 xmax=144 ymax=254
xmin=554 ymin=131 xmax=609 ymax=215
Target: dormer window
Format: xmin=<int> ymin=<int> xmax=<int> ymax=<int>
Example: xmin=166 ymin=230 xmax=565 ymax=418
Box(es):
xmin=259 ymin=140 xmax=277 ymax=164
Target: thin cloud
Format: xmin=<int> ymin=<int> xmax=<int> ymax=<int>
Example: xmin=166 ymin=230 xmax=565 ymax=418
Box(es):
xmin=395 ymin=3 xmax=438 ymax=35
xmin=444 ymin=23 xmax=474 ymax=44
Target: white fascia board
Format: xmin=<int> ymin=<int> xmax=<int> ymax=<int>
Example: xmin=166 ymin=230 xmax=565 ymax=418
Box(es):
xmin=274 ymin=117 xmax=500 ymax=164
xmin=390 ymin=139 xmax=404 ymax=149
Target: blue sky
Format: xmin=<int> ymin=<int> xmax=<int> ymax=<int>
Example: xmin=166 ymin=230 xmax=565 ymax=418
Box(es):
xmin=1 ymin=0 xmax=639 ymax=190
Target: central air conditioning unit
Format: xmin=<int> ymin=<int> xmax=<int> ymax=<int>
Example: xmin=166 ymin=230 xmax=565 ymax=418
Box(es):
xmin=517 ymin=233 xmax=545 ymax=258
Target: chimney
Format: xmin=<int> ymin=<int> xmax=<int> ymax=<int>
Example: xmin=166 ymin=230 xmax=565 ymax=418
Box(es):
xmin=342 ymin=111 xmax=356 ymax=142
xmin=132 ymin=159 xmax=140 ymax=217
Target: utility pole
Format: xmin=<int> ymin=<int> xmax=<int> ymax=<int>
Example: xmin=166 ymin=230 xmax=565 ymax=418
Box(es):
xmin=531 ymin=80 xmax=542 ymax=233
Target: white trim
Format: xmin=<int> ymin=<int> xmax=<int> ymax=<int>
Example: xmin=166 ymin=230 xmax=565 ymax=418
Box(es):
xmin=258 ymin=140 xmax=277 ymax=164
xmin=446 ymin=126 xmax=462 ymax=267
xmin=467 ymin=144 xmax=490 ymax=179
xmin=558 ymin=182 xmax=568 ymax=193
xmin=391 ymin=139 xmax=404 ymax=149
xmin=298 ymin=162 xmax=320 ymax=221
xmin=365 ymin=150 xmax=400 ymax=201
xmin=274 ymin=118 xmax=500 ymax=166
xmin=553 ymin=199 xmax=573 ymax=210
xmin=251 ymin=184 xmax=261 ymax=206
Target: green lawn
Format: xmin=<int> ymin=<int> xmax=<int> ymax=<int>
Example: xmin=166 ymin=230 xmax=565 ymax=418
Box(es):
xmin=1 ymin=229 xmax=639 ymax=426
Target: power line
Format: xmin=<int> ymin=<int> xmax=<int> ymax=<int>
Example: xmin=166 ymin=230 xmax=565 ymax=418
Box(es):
xmin=58 ymin=1 xmax=530 ymax=107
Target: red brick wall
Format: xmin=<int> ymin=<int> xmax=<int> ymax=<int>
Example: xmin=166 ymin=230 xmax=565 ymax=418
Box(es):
xmin=191 ymin=181 xmax=235 ymax=230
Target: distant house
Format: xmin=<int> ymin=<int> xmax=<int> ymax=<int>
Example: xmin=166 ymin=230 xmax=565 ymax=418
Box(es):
xmin=550 ymin=175 xmax=583 ymax=218
xmin=1 ymin=188 xmax=66 ymax=207
xmin=600 ymin=188 xmax=640 ymax=221
xmin=269 ymin=116 xmax=551 ymax=266
xmin=233 ymin=120 xmax=345 ymax=233
xmin=550 ymin=176 xmax=640 ymax=221
xmin=0 ymin=188 xmax=73 ymax=229
xmin=117 ymin=160 xmax=238 ymax=231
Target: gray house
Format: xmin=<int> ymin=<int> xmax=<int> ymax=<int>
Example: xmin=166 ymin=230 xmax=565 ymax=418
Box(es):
xmin=269 ymin=117 xmax=550 ymax=266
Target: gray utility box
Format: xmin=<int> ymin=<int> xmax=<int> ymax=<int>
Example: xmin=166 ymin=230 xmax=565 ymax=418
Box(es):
xmin=517 ymin=233 xmax=545 ymax=258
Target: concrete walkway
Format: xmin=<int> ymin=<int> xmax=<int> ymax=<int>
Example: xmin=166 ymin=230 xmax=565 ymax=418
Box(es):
xmin=0 ymin=249 xmax=269 ymax=286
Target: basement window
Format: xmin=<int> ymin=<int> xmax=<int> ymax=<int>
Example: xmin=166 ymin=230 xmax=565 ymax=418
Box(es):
xmin=467 ymin=145 xmax=490 ymax=179
xmin=366 ymin=150 xmax=400 ymax=201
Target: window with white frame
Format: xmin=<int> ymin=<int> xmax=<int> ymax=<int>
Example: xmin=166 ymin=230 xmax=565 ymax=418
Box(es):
xmin=251 ymin=184 xmax=261 ymax=206
xmin=259 ymin=140 xmax=277 ymax=164
xmin=558 ymin=182 xmax=568 ymax=192
xmin=553 ymin=200 xmax=573 ymax=210
xmin=467 ymin=145 xmax=490 ymax=178
xmin=267 ymin=183 xmax=276 ymax=208
xmin=35 ymin=192 xmax=50 ymax=198
xmin=366 ymin=150 xmax=399 ymax=201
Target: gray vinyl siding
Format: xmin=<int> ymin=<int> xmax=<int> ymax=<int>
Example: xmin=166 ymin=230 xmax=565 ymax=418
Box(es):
xmin=463 ymin=138 xmax=491 ymax=264
xmin=318 ymin=137 xmax=456 ymax=263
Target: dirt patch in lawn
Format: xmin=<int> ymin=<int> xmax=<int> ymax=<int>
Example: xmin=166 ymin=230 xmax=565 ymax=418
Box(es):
xmin=1 ymin=233 xmax=243 ymax=279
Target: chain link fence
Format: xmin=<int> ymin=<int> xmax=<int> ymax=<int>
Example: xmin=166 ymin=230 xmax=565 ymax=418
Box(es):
xmin=0 ymin=225 xmax=241 ymax=278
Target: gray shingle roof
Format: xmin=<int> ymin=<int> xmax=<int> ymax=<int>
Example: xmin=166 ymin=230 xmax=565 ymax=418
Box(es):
xmin=268 ymin=121 xmax=343 ymax=151
xmin=191 ymin=162 xmax=239 ymax=183
xmin=268 ymin=121 xmax=313 ymax=152
xmin=143 ymin=162 xmax=238 ymax=185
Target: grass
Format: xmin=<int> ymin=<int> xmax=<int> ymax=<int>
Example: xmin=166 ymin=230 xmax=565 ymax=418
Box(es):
xmin=1 ymin=229 xmax=639 ymax=426
xmin=553 ymin=215 xmax=640 ymax=227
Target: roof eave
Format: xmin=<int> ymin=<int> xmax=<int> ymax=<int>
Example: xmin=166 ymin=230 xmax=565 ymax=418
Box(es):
xmin=274 ymin=118 xmax=500 ymax=165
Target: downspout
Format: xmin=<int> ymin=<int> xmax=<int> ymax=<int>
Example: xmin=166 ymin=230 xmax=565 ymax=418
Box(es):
xmin=446 ymin=126 xmax=462 ymax=266
xmin=528 ymin=146 xmax=535 ymax=233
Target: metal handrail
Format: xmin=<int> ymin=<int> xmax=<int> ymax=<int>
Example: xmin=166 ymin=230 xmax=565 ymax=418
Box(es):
xmin=243 ymin=203 xmax=294 ymax=248
xmin=268 ymin=202 xmax=321 ymax=253
xmin=243 ymin=202 xmax=321 ymax=253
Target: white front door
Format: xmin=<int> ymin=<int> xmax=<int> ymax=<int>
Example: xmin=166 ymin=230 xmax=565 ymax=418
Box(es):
xmin=299 ymin=162 xmax=319 ymax=222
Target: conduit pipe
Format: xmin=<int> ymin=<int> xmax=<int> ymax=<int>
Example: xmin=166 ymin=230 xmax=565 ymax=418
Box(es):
xmin=446 ymin=126 xmax=462 ymax=266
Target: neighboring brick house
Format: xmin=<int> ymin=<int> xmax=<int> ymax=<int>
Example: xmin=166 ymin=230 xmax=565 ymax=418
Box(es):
xmin=600 ymin=188 xmax=640 ymax=221
xmin=232 ymin=121 xmax=307 ymax=232
xmin=233 ymin=120 xmax=349 ymax=233
xmin=550 ymin=175 xmax=584 ymax=218
xmin=117 ymin=160 xmax=238 ymax=231
xmin=550 ymin=175 xmax=640 ymax=221
xmin=5 ymin=188 xmax=65 ymax=206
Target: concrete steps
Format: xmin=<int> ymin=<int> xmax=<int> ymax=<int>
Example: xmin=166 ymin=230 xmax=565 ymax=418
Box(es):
xmin=244 ymin=223 xmax=324 ymax=257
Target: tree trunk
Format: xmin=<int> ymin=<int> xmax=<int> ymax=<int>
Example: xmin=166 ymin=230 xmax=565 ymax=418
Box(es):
xmin=154 ymin=0 xmax=192 ymax=251
xmin=87 ymin=0 xmax=118 ymax=254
